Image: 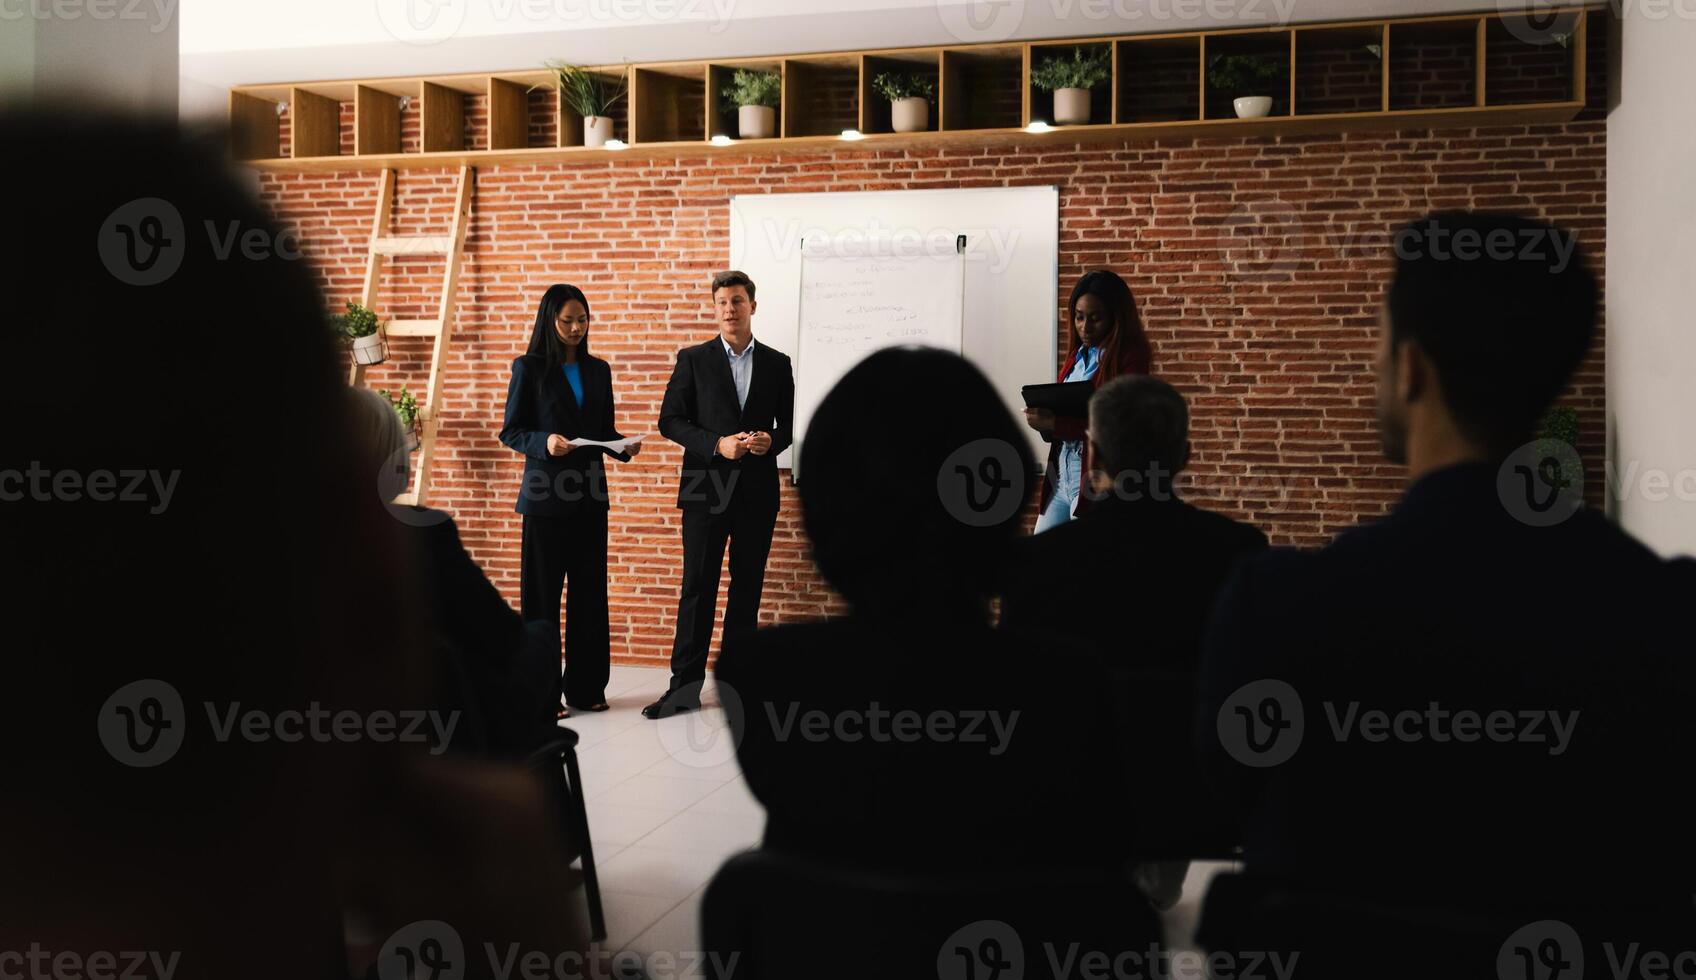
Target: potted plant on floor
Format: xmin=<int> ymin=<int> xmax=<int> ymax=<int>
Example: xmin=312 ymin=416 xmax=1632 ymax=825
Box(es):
xmin=721 ymin=69 xmax=781 ymax=139
xmin=1208 ymin=54 xmax=1284 ymax=118
xmin=872 ymin=71 xmax=936 ymax=133
xmin=543 ymin=61 xmax=626 ymax=148
xmin=1031 ymin=46 xmax=1111 ymax=126
xmin=380 ymin=386 xmax=421 ymax=451
xmin=330 ymin=301 xmax=386 ymax=366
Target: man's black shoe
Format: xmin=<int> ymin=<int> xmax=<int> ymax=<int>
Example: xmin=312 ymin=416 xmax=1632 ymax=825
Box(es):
xmin=641 ymin=693 xmax=699 ymax=720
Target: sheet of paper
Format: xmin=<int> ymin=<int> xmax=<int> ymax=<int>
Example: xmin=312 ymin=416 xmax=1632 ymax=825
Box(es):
xmin=568 ymin=433 xmax=649 ymax=453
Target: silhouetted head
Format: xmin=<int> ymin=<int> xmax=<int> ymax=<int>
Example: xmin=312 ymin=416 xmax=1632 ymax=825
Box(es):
xmin=800 ymin=347 xmax=1034 ymax=617
xmin=1379 ymin=211 xmax=1597 ymax=464
xmin=348 ymin=386 xmax=412 ymax=502
xmin=1068 ymin=269 xmax=1150 ymax=381
xmin=526 ymin=283 xmax=593 ymax=370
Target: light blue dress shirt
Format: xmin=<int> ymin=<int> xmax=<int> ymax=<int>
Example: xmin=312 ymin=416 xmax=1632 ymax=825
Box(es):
xmin=1035 ymin=344 xmax=1103 ymax=533
xmin=723 ymin=336 xmax=755 ymax=410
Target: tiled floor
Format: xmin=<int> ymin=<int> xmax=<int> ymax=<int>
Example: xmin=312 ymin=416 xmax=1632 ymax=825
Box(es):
xmin=568 ymin=665 xmax=1232 ymax=970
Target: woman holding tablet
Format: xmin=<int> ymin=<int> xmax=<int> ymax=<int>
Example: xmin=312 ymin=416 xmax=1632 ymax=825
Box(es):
xmin=500 ymin=284 xmax=639 ymax=717
xmin=1024 ymin=269 xmax=1153 ymax=533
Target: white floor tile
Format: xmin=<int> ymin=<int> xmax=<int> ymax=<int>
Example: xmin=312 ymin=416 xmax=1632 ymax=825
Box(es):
xmin=594 ymin=890 xmax=689 ymax=954
xmin=585 ymin=802 xmax=680 ymax=849
xmin=593 ymin=774 xmax=724 ymax=811
xmin=596 ymin=845 xmax=733 ymax=902
xmin=638 ymin=808 xmax=763 ymax=856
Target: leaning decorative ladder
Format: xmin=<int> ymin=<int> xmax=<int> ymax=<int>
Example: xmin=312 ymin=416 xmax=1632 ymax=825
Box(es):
xmin=347 ymin=165 xmax=474 ymax=507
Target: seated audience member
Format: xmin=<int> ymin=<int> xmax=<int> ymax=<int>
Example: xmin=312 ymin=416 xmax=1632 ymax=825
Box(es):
xmin=0 ymin=108 xmax=585 ymax=977
xmin=1002 ymin=375 xmax=1267 ymax=904
xmin=347 ymin=387 xmax=555 ymax=759
xmin=716 ymin=348 xmax=1133 ymax=875
xmin=1196 ymin=212 xmax=1694 ymax=953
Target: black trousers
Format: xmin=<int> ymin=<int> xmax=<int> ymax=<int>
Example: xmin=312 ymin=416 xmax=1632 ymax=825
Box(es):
xmin=668 ymin=502 xmax=776 ymax=696
xmin=520 ymin=507 xmax=611 ymax=707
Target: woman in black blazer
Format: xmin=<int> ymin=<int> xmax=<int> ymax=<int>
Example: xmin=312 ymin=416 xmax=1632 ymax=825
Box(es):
xmin=500 ymin=284 xmax=639 ymax=716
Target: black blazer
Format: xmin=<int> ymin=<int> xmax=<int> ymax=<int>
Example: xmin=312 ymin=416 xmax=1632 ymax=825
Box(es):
xmin=657 ymin=338 xmax=794 ymax=514
xmin=1197 ymin=462 xmax=1696 ymax=902
xmin=498 ymin=354 xmax=629 ymax=517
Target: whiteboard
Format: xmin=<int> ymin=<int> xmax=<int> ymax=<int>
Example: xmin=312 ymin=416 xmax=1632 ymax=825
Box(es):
xmin=793 ymin=247 xmax=966 ymax=479
xmin=729 ymin=187 xmax=1059 ymax=470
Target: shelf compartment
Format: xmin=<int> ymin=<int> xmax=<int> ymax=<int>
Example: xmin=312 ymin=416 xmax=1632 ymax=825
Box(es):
xmin=289 ymin=86 xmax=347 ymax=158
xmin=355 ymin=84 xmax=405 ymax=155
xmin=861 ymin=50 xmax=940 ymax=135
xmin=1388 ymin=18 xmax=1480 ymax=111
xmin=632 ymin=64 xmax=707 ymax=144
xmin=420 ymin=79 xmax=479 ymax=152
xmin=1028 ymin=41 xmax=1111 ymax=128
xmin=942 ymin=45 xmax=1024 ymax=131
xmin=705 ymin=61 xmax=776 ymax=140
xmin=1115 ymin=35 xmax=1201 ymax=124
xmin=1484 ymin=11 xmax=1582 ymax=106
xmin=782 ymin=55 xmax=859 ymax=138
xmin=229 ymin=91 xmax=282 ymax=161
xmin=551 ymin=67 xmax=630 ymax=147
xmin=488 ymin=73 xmax=559 ymax=150
xmin=1203 ymin=30 xmax=1293 ymax=120
xmin=1295 ymin=25 xmax=1385 ymax=116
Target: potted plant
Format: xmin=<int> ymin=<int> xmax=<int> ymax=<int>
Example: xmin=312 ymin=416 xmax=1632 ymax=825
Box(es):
xmin=380 ymin=386 xmax=421 ymax=451
xmin=872 ymin=71 xmax=936 ymax=133
xmin=330 ymin=301 xmax=386 ymax=366
xmin=1535 ymin=404 xmax=1582 ymax=492
xmin=721 ymin=69 xmax=781 ymax=139
xmin=1208 ymin=54 xmax=1284 ymax=118
xmin=542 ymin=61 xmax=626 ymax=148
xmin=1030 ymin=46 xmax=1110 ymax=126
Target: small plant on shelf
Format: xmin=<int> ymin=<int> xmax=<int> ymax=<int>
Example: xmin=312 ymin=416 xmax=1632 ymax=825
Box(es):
xmin=379 ymin=386 xmax=421 ymax=449
xmin=329 ymin=301 xmax=386 ymax=366
xmin=541 ymin=61 xmax=627 ymax=148
xmin=721 ymin=69 xmax=781 ymax=139
xmin=1030 ymin=46 xmax=1111 ymax=126
xmin=872 ymin=71 xmax=936 ymax=133
xmin=1208 ymin=53 xmax=1285 ymax=118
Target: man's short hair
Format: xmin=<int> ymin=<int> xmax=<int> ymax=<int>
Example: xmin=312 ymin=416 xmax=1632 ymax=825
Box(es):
xmin=1088 ymin=375 xmax=1188 ymax=481
xmin=711 ymin=269 xmax=756 ymax=301
xmin=1386 ymin=211 xmax=1597 ymax=453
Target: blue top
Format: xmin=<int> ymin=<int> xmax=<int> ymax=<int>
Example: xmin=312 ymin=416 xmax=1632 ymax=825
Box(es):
xmin=723 ymin=336 xmax=756 ymax=410
xmin=1064 ymin=344 xmax=1101 ymax=384
xmin=562 ymin=362 xmax=583 ymax=405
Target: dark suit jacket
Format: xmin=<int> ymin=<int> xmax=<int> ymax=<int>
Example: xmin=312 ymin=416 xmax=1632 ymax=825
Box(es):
xmin=499 ymin=354 xmax=628 ymax=517
xmin=715 ymin=615 xmax=1135 ymax=874
xmin=1197 ymin=462 xmax=1696 ymax=902
xmin=657 ymin=338 xmax=793 ymax=514
xmin=1002 ymin=494 xmax=1267 ymax=856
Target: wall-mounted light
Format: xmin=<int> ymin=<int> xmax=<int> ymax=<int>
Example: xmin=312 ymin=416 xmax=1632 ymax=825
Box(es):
xmin=605 ymin=139 xmax=629 ymax=150
xmin=399 ymin=95 xmax=412 ymax=111
xmin=711 ymin=134 xmax=734 ymax=146
xmin=276 ymin=101 xmax=287 ymax=116
xmin=840 ymin=129 xmax=865 ymax=141
xmin=1025 ymin=121 xmax=1052 ymax=133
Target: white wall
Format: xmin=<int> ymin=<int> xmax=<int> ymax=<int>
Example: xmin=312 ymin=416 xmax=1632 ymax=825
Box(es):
xmin=1607 ymin=7 xmax=1696 ymax=558
xmin=0 ymin=3 xmax=178 ymax=115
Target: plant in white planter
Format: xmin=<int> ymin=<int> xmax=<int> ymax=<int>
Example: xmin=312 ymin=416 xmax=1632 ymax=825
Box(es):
xmin=543 ymin=61 xmax=626 ymax=148
xmin=331 ymin=301 xmax=387 ymax=366
xmin=1031 ymin=47 xmax=1110 ymax=126
xmin=721 ymin=69 xmax=781 ymax=139
xmin=379 ymin=386 xmax=422 ymax=451
xmin=872 ymin=71 xmax=935 ymax=134
xmin=1208 ymin=54 xmax=1284 ymax=118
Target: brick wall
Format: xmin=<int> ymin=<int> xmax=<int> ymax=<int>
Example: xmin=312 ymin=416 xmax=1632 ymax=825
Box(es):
xmin=260 ymin=34 xmax=1607 ymax=669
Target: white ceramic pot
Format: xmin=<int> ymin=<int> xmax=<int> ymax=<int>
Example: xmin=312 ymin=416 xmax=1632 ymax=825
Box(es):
xmin=1054 ymin=87 xmax=1091 ymax=126
xmin=891 ymin=96 xmax=929 ymax=133
xmin=583 ymin=115 xmax=614 ymax=147
xmin=351 ymin=330 xmax=386 ymax=366
xmin=738 ymin=104 xmax=776 ymax=139
xmin=1233 ymin=95 xmax=1273 ymax=118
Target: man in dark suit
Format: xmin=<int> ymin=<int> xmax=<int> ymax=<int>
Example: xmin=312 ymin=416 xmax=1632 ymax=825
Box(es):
xmin=1002 ymin=375 xmax=1266 ymax=906
xmin=646 ymin=270 xmax=795 ymax=719
xmin=1195 ymin=212 xmax=1695 ymax=962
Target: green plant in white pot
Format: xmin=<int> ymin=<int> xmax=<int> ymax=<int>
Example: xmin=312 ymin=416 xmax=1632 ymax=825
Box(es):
xmin=330 ymin=301 xmax=386 ymax=365
xmin=722 ymin=69 xmax=781 ymax=139
xmin=1209 ymin=54 xmax=1283 ymax=118
xmin=873 ymin=71 xmax=935 ymax=133
xmin=380 ymin=386 xmax=421 ymax=451
xmin=1031 ymin=46 xmax=1110 ymax=126
xmin=544 ymin=61 xmax=626 ymax=148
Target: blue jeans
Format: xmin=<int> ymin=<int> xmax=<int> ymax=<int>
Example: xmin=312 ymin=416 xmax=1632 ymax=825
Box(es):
xmin=1035 ymin=440 xmax=1083 ymax=534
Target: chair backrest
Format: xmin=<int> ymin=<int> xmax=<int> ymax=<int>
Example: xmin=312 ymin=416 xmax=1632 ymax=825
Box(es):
xmin=701 ymin=850 xmax=1163 ymax=980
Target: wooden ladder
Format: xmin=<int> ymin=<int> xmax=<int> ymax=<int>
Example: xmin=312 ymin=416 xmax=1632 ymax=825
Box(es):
xmin=348 ymin=165 xmax=474 ymax=507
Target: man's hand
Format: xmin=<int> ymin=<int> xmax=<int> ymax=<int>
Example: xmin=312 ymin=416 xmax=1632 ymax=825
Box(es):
xmin=716 ymin=433 xmax=752 ymax=460
xmin=1023 ymin=408 xmax=1055 ymax=434
xmin=547 ymin=434 xmax=572 ymax=456
xmin=746 ymin=431 xmax=773 ymax=456
xmin=625 ymin=440 xmax=641 ymax=457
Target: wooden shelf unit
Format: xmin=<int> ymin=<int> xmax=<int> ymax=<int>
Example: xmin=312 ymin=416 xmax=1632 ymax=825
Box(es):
xmin=230 ymin=6 xmax=1599 ymax=170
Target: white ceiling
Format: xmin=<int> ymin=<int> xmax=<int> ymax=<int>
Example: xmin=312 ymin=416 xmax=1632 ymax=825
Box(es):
xmin=180 ymin=0 xmax=1512 ymax=118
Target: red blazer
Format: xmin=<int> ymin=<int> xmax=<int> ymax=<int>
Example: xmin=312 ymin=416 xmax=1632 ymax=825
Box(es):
xmin=1038 ymin=340 xmax=1153 ymax=515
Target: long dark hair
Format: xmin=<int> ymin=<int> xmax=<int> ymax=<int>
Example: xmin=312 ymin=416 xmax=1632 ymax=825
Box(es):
xmin=525 ymin=283 xmax=593 ymax=373
xmin=1068 ymin=269 xmax=1151 ymax=382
